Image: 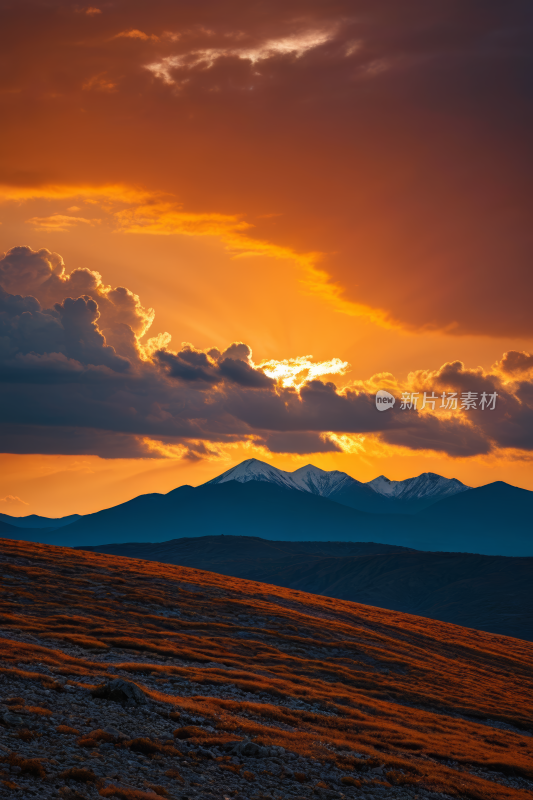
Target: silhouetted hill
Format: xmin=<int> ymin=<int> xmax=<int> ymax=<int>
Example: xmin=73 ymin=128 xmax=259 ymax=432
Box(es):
xmin=0 ymin=518 xmax=41 ymax=537
xmin=0 ymin=512 xmax=81 ymax=529
xmin=79 ymin=535 xmax=414 ymax=561
xmin=6 ymin=482 xmax=428 ymax=548
xmin=420 ymin=481 xmax=533 ymax=555
xmin=78 ymin=535 xmax=533 ymax=641
xmin=4 ymin=478 xmax=533 ymax=555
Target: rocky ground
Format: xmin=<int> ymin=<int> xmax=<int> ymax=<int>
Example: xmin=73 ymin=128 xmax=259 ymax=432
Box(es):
xmin=1 ymin=538 xmax=532 ymax=800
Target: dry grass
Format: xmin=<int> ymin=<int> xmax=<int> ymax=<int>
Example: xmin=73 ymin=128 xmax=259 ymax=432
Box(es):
xmin=0 ymin=537 xmax=532 ymax=800
xmin=164 ymin=768 xmax=184 ymax=783
xmin=98 ymin=787 xmax=165 ymax=799
xmin=2 ymin=753 xmax=46 ymax=779
xmin=60 ymin=767 xmax=98 ymax=782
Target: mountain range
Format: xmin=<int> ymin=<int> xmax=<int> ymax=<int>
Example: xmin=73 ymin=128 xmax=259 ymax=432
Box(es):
xmin=0 ymin=457 xmax=532 ymax=556
xmin=207 ymin=458 xmax=470 ymax=513
xmin=0 ymin=512 xmax=81 ymax=529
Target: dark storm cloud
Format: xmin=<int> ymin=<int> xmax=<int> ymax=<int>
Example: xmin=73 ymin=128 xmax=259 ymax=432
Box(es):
xmin=259 ymin=431 xmax=342 ymax=454
xmin=1 ymin=247 xmax=532 ymax=458
xmin=0 ymin=423 xmax=158 ymax=459
xmin=0 ymin=285 xmax=129 ymax=373
xmin=218 ymin=358 xmax=275 ymax=388
xmin=156 ymin=348 xmax=219 ymax=384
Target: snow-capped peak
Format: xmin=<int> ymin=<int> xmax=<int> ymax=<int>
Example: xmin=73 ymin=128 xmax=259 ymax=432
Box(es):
xmin=205 ymin=458 xmax=297 ymax=490
xmin=205 ymin=460 xmax=469 ymax=505
xmin=204 ymin=458 xmax=358 ymax=496
xmin=366 ymin=472 xmax=469 ymax=501
xmin=290 ymin=464 xmax=357 ymax=497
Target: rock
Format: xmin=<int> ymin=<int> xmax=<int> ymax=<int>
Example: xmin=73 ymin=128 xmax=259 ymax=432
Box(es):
xmin=103 ymin=725 xmax=129 ymax=740
xmin=226 ymin=739 xmax=271 ymax=758
xmin=198 ymin=746 xmax=216 ymax=759
xmin=90 ymin=679 xmax=147 ymax=706
xmin=1 ymin=711 xmax=24 ymax=726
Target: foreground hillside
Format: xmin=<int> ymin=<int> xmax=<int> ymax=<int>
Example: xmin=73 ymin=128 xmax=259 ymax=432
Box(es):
xmin=0 ymin=538 xmax=533 ymax=800
xmin=79 ymin=536 xmax=533 ymax=642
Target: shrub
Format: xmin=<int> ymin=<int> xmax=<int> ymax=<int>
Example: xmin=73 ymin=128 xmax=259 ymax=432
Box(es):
xmin=386 ymin=769 xmax=409 ymax=785
xmin=15 ymin=729 xmax=40 ymax=742
xmin=60 ymin=767 xmax=97 ymax=783
xmin=144 ymin=787 xmax=168 ymax=797
xmin=173 ymin=726 xmax=204 ymax=740
xmin=98 ymin=787 xmax=167 ymax=799
xmin=2 ymin=780 xmax=20 ymax=791
xmin=128 ymin=738 xmax=162 ymax=755
xmin=76 ymin=736 xmax=100 ymax=749
xmin=57 ymin=725 xmax=81 ymax=735
xmin=87 ymin=729 xmax=115 ymax=743
xmin=341 ymin=776 xmax=361 ymax=787
xmin=77 ymin=729 xmax=115 ymax=748
xmin=293 ymin=772 xmax=307 ymax=783
xmin=164 ymin=768 xmax=184 ymax=783
xmin=6 ymin=754 xmax=46 ymax=779
xmin=25 ymin=705 xmax=52 ymax=716
xmin=219 ymin=764 xmax=242 ymax=775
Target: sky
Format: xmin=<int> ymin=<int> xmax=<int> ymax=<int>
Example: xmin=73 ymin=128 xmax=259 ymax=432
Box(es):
xmin=1 ymin=0 xmax=533 ymax=517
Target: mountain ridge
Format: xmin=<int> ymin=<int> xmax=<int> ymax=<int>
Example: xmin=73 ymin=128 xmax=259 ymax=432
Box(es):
xmin=205 ymin=457 xmax=470 ymax=514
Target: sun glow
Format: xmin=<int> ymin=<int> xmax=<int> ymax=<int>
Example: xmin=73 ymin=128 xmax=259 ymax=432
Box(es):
xmin=258 ymin=355 xmax=350 ymax=388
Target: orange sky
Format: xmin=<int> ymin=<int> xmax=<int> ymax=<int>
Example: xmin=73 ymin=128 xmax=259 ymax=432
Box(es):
xmin=1 ymin=1 xmax=532 ymax=516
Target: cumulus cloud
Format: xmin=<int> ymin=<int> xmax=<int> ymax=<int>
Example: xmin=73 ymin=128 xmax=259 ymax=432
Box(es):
xmin=0 ymin=246 xmax=155 ymax=359
xmin=1 ymin=246 xmax=532 ymax=460
xmin=496 ymin=351 xmax=533 ymax=375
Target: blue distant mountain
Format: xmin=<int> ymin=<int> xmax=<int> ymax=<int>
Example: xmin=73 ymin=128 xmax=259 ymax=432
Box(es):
xmin=0 ymin=513 xmax=81 ymax=529
xmin=0 ymin=459 xmax=531 ymax=556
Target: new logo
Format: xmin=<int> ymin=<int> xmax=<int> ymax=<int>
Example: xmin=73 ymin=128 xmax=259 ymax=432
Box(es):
xmin=375 ymin=389 xmax=395 ymax=411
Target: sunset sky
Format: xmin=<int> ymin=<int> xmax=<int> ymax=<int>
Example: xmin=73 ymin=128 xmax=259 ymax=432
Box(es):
xmin=1 ymin=0 xmax=533 ymax=517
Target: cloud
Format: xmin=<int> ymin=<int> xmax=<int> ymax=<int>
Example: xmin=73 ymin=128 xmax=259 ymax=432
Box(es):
xmin=146 ymin=26 xmax=338 ymax=83
xmin=25 ymin=214 xmax=101 ymax=231
xmin=0 ymin=246 xmax=532 ymax=460
xmin=259 ymin=355 xmax=350 ymax=388
xmin=0 ymin=495 xmax=29 ymax=509
xmin=0 ymin=246 xmax=155 ymax=353
xmin=82 ymin=73 xmax=117 ymax=92
xmin=1 ymin=0 xmax=527 ymax=336
xmin=496 ymin=351 xmax=533 ymax=375
xmin=114 ymin=30 xmax=159 ymax=42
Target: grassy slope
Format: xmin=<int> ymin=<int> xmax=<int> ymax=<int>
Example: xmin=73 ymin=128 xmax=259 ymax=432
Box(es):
xmin=1 ymin=536 xmax=533 ymax=799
